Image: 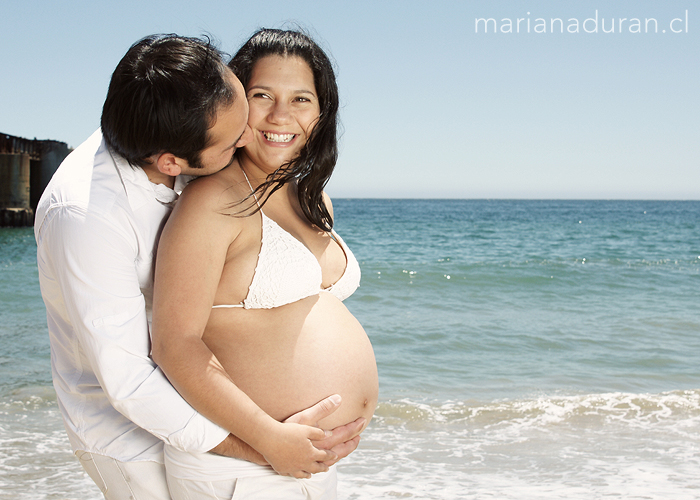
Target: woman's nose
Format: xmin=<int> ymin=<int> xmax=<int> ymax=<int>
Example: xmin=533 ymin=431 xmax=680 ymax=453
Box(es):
xmin=268 ymin=102 xmax=292 ymax=124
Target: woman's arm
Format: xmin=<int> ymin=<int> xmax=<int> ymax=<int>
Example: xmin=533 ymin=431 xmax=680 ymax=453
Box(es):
xmin=151 ymin=174 xmax=333 ymax=478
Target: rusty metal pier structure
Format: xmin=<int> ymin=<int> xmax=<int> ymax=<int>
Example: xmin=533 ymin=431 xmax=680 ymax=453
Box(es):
xmin=0 ymin=133 xmax=71 ymax=227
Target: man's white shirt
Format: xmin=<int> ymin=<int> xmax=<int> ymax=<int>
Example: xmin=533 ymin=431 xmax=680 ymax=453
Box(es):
xmin=34 ymin=130 xmax=228 ymax=462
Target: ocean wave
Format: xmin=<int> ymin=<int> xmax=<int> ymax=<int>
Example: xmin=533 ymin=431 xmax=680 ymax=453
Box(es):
xmin=373 ymin=389 xmax=700 ymax=431
xmin=0 ymin=385 xmax=57 ymax=412
xmin=0 ymin=384 xmax=94 ymax=500
xmin=337 ymin=390 xmax=700 ymax=499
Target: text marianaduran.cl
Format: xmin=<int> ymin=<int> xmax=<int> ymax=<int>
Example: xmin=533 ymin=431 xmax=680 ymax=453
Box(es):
xmin=475 ymin=10 xmax=689 ymax=34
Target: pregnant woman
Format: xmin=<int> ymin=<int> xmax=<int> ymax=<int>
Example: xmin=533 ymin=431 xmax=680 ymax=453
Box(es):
xmin=151 ymin=29 xmax=378 ymax=499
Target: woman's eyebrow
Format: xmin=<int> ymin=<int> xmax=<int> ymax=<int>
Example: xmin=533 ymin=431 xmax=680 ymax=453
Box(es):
xmin=248 ymin=85 xmax=316 ymax=96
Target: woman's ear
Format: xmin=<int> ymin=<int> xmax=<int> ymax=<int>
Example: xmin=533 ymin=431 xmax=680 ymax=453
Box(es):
xmin=156 ymin=153 xmax=183 ymax=177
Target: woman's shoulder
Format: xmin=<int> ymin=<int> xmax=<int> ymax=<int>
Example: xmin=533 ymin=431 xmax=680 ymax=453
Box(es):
xmin=178 ymin=163 xmax=254 ymax=214
xmin=322 ymin=191 xmax=335 ymax=221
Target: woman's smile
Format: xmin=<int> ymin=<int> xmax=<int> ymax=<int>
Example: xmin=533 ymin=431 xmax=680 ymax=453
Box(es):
xmin=261 ymin=130 xmax=298 ymax=145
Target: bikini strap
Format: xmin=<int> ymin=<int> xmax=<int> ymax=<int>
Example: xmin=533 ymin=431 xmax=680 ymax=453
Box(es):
xmin=240 ymin=168 xmax=261 ymax=209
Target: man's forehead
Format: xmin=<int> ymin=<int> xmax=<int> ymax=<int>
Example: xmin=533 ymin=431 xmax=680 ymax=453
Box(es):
xmin=207 ymin=77 xmax=248 ymax=145
xmin=225 ymin=68 xmax=244 ymax=93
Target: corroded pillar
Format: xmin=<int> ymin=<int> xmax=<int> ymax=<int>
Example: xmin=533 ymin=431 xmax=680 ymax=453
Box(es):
xmin=0 ymin=153 xmax=33 ymax=226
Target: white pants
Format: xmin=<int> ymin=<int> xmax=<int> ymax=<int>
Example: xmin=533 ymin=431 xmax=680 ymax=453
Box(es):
xmin=164 ymin=444 xmax=336 ymax=500
xmin=166 ymin=466 xmax=337 ymax=500
xmin=76 ymin=450 xmax=171 ymax=500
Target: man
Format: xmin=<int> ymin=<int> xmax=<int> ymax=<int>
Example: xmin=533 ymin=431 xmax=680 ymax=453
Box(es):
xmin=35 ymin=34 xmax=361 ymax=499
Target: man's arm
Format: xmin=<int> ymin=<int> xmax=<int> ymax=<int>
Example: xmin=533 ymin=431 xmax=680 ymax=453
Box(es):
xmin=36 ymin=205 xmax=229 ymax=453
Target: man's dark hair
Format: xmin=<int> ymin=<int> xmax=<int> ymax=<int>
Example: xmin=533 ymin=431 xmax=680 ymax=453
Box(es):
xmin=101 ymin=34 xmax=235 ymax=168
xmin=229 ymin=28 xmax=340 ymax=231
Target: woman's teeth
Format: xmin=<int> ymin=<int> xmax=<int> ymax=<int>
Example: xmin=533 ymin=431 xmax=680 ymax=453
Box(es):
xmin=263 ymin=132 xmax=295 ymax=143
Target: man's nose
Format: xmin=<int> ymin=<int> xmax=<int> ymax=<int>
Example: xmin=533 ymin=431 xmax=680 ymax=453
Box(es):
xmin=236 ymin=125 xmax=254 ymax=147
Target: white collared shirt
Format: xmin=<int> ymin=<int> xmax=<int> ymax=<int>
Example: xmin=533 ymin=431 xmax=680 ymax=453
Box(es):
xmin=34 ymin=130 xmax=228 ymax=462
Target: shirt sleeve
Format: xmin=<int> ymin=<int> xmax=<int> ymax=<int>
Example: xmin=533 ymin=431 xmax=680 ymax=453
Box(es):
xmin=36 ymin=204 xmax=229 ymax=453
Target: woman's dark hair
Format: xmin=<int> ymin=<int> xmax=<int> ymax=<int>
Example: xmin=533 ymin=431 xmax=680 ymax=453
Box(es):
xmin=102 ymin=34 xmax=235 ymax=168
xmin=229 ymin=28 xmax=339 ymax=231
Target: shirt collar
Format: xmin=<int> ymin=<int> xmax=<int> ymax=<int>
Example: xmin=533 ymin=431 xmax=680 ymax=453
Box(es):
xmin=109 ymin=148 xmax=193 ymax=210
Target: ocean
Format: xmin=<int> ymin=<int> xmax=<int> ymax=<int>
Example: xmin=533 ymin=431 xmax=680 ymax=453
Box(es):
xmin=1 ymin=199 xmax=699 ymax=499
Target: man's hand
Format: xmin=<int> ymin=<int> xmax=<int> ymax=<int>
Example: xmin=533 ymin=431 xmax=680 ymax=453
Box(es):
xmin=209 ymin=394 xmax=366 ymax=472
xmin=313 ymin=421 xmax=363 ymax=466
xmin=284 ymin=394 xmax=366 ymax=466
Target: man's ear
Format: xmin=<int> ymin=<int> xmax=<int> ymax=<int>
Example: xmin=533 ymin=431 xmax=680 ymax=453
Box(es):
xmin=155 ymin=153 xmax=184 ymax=177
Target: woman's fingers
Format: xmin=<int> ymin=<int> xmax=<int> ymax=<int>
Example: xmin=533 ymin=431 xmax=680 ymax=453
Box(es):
xmin=314 ymin=445 xmax=337 ymax=464
xmin=263 ymin=422 xmax=336 ymax=477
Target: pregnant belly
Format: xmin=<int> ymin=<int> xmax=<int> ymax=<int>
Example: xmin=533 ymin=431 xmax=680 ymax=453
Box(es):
xmin=203 ymin=292 xmax=378 ymax=430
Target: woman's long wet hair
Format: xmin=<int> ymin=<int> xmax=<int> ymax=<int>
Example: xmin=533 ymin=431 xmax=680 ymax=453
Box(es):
xmin=229 ymin=28 xmax=339 ymax=231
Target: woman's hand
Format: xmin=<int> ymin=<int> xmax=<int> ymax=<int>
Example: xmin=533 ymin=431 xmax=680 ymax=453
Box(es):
xmin=259 ymin=421 xmax=336 ymax=478
xmin=209 ymin=394 xmax=364 ymax=469
xmin=284 ymin=394 xmax=365 ymax=466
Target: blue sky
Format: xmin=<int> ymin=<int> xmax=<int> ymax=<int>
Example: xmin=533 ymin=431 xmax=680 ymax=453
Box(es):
xmin=1 ymin=0 xmax=697 ymax=199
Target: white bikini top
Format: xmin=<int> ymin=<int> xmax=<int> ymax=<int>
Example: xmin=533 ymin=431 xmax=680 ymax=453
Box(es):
xmin=212 ymin=170 xmax=361 ymax=310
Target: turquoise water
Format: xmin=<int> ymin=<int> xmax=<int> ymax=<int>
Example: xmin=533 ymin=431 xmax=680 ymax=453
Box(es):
xmin=1 ymin=200 xmax=699 ymax=499
xmin=340 ymin=200 xmax=700 ymax=399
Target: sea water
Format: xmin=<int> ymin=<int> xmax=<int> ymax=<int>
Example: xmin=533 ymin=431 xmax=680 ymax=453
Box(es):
xmin=1 ymin=200 xmax=698 ymax=499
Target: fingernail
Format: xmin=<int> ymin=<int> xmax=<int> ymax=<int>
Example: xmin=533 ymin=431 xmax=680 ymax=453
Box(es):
xmin=325 ymin=430 xmax=333 ymax=437
xmin=329 ymin=394 xmax=341 ymax=405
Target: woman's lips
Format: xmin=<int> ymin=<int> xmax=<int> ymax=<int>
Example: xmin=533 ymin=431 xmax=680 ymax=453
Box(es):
xmin=262 ymin=131 xmax=296 ymax=144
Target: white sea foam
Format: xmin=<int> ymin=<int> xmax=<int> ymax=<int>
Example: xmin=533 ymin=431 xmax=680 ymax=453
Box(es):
xmin=6 ymin=389 xmax=698 ymax=498
xmin=0 ymin=387 xmax=100 ymax=499
xmin=338 ymin=390 xmax=700 ymax=499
